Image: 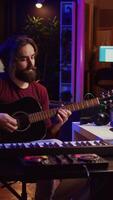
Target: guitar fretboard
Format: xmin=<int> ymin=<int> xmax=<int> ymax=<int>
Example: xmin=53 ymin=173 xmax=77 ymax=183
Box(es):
xmin=29 ymin=98 xmax=100 ymax=123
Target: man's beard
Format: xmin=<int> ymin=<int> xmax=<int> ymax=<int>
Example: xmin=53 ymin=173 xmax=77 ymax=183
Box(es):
xmin=15 ymin=66 xmax=37 ymax=83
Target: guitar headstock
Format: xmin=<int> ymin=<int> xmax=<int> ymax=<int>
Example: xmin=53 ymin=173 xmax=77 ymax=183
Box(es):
xmin=100 ymin=90 xmax=113 ymax=109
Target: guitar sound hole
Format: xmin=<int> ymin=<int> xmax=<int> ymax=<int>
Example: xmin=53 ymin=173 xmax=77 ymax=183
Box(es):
xmin=12 ymin=112 xmax=30 ymax=132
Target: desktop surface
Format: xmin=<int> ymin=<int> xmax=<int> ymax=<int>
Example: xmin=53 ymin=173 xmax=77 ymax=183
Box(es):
xmin=72 ymin=122 xmax=113 ymax=141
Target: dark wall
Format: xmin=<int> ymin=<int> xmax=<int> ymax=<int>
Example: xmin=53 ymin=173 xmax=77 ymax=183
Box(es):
xmin=0 ymin=0 xmax=60 ymax=41
xmin=0 ymin=0 xmax=60 ymax=100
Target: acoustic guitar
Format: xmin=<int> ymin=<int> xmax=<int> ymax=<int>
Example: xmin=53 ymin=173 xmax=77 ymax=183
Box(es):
xmin=0 ymin=93 xmax=112 ymax=142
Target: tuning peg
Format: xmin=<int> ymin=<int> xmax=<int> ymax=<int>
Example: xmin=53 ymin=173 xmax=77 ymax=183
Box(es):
xmin=107 ymin=90 xmax=111 ymax=97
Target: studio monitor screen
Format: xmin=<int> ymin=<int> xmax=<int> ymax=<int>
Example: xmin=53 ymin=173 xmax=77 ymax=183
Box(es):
xmin=99 ymin=46 xmax=113 ymax=62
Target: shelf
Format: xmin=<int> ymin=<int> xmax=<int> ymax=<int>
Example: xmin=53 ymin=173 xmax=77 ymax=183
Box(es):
xmin=60 ymin=1 xmax=76 ymax=102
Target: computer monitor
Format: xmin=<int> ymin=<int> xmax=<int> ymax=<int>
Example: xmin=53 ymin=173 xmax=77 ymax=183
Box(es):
xmin=99 ymin=46 xmax=113 ymax=62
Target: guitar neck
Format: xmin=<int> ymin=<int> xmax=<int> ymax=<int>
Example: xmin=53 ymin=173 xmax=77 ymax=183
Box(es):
xmin=64 ymin=97 xmax=99 ymax=112
xmin=29 ymin=97 xmax=100 ymax=123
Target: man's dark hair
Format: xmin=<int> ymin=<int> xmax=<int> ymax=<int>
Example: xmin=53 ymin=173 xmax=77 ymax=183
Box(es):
xmin=0 ymin=35 xmax=38 ymax=72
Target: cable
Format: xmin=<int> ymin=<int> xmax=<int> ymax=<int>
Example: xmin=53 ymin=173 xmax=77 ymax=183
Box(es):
xmin=84 ymin=92 xmax=95 ymax=100
xmin=82 ymin=164 xmax=93 ymax=200
xmin=82 ymin=164 xmax=90 ymax=178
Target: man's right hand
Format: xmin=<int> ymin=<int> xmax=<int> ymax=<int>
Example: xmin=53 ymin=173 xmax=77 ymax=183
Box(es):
xmin=0 ymin=113 xmax=18 ymax=132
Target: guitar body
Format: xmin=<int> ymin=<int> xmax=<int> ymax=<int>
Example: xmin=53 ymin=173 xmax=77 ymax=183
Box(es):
xmin=0 ymin=97 xmax=46 ymax=143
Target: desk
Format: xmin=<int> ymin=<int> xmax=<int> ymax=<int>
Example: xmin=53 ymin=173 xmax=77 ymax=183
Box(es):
xmin=72 ymin=122 xmax=113 ymax=141
xmin=1 ymin=154 xmax=113 ymax=200
xmin=71 ymin=122 xmax=113 ymax=199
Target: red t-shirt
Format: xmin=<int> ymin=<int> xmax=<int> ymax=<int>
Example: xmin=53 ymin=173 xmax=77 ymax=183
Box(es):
xmin=0 ymin=77 xmax=52 ymax=142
